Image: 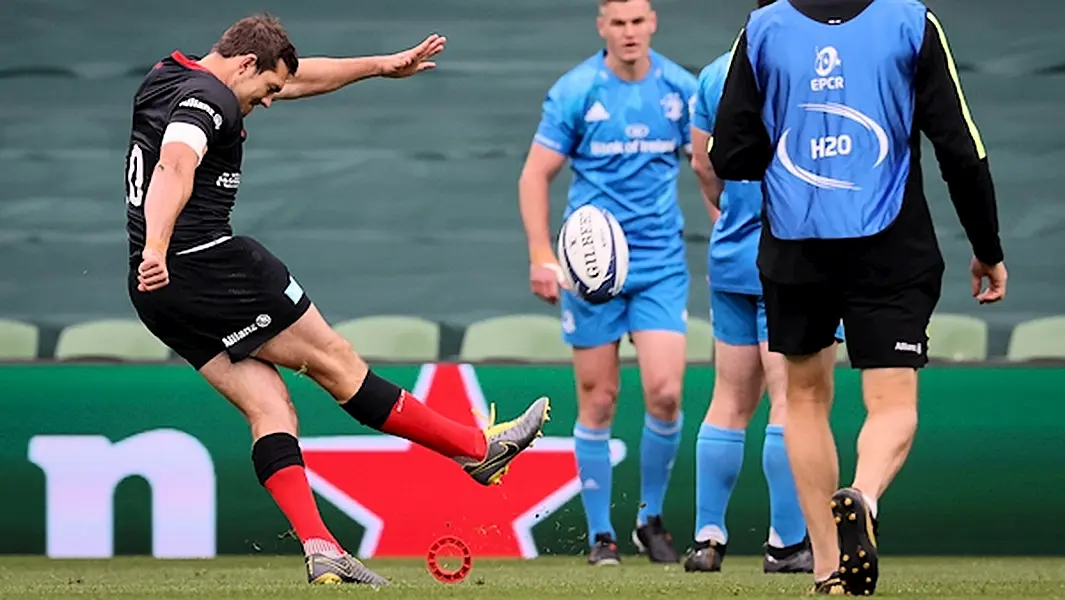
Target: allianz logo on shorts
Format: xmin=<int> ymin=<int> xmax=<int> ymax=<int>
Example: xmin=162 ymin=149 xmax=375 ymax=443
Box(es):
xmin=894 ymin=340 xmax=922 ymax=354
xmin=222 ymin=314 xmax=272 ymax=348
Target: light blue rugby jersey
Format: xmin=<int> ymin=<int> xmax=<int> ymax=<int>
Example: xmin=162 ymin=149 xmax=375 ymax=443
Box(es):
xmin=693 ymin=52 xmax=764 ymax=296
xmin=533 ymin=50 xmax=698 ymax=275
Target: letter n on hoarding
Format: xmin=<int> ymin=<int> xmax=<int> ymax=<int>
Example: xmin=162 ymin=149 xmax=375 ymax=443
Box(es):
xmin=28 ymin=429 xmax=216 ymax=558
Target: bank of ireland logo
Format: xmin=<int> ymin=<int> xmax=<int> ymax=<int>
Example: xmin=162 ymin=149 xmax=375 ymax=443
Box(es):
xmin=776 ymin=102 xmax=890 ymax=191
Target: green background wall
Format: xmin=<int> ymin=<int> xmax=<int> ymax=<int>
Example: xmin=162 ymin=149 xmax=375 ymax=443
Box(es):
xmin=1 ymin=363 xmax=1062 ymax=558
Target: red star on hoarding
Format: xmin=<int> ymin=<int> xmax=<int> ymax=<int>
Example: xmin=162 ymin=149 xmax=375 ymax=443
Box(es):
xmin=301 ymin=364 xmax=626 ymax=558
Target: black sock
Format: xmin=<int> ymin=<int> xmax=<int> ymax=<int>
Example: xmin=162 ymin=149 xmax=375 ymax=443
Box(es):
xmin=251 ymin=432 xmax=304 ymax=486
xmin=340 ymin=369 xmax=401 ymax=429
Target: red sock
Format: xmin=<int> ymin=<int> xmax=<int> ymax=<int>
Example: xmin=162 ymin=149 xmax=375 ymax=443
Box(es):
xmin=381 ymin=390 xmax=487 ymax=459
xmin=264 ymin=465 xmax=341 ymax=552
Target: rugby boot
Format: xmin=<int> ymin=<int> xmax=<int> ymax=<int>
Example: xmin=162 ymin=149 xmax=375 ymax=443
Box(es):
xmin=456 ymin=397 xmax=551 ymax=486
xmin=683 ymin=539 xmax=725 ymax=572
xmin=810 ymin=571 xmax=848 ymax=595
xmin=831 ymin=487 xmax=879 ymax=596
xmin=632 ymin=515 xmax=681 ymax=563
xmin=764 ymin=536 xmax=815 ymax=574
xmin=305 ymin=553 xmax=390 ymax=586
xmin=587 ymin=533 xmax=621 ymax=566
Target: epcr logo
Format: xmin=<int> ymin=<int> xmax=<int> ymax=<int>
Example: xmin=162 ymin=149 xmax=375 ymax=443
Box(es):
xmin=625 ymin=123 xmax=650 ymax=139
xmin=815 ymin=46 xmax=841 ymax=77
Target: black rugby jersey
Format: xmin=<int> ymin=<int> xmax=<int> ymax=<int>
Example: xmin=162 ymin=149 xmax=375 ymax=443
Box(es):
xmin=125 ymin=51 xmax=245 ymax=261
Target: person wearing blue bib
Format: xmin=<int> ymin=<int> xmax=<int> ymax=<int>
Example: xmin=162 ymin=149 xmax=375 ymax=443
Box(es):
xmin=683 ymin=0 xmax=847 ymax=577
xmin=517 ymin=0 xmax=699 ymax=567
xmin=710 ymin=0 xmax=1008 ymax=594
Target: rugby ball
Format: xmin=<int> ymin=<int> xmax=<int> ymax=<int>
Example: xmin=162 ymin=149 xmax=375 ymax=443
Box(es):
xmin=557 ymin=205 xmax=629 ymax=304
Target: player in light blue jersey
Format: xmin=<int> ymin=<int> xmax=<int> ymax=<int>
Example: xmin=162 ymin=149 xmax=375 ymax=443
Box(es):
xmin=682 ymin=0 xmax=839 ymax=577
xmin=517 ymin=0 xmax=698 ymax=566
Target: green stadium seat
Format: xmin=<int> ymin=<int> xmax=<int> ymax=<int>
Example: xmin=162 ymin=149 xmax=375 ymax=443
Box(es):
xmin=333 ymin=315 xmax=440 ymax=361
xmin=836 ymin=340 xmax=849 ymax=363
xmin=0 ymin=319 xmax=39 ymax=360
xmin=927 ymin=313 xmax=988 ymax=361
xmin=619 ymin=335 xmax=638 ymax=361
xmin=54 ymin=319 xmax=170 ymax=361
xmin=1007 ymin=316 xmax=1065 ymax=361
xmin=828 ymin=314 xmax=986 ymax=364
xmin=685 ymin=317 xmax=715 ymax=362
xmin=459 ymin=314 xmax=570 ymax=362
xmin=615 ymin=316 xmax=715 ymax=363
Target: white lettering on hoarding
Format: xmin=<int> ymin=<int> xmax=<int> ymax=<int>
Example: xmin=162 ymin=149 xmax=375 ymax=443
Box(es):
xmin=28 ymin=429 xmax=216 ymax=558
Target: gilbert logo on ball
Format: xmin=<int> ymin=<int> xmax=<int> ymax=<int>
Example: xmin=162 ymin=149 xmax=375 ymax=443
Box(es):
xmin=426 ymin=535 xmax=472 ymax=583
xmin=557 ymin=205 xmax=629 ymax=305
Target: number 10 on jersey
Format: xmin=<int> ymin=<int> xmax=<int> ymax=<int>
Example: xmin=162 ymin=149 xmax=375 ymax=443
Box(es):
xmin=126 ymin=144 xmax=145 ymax=207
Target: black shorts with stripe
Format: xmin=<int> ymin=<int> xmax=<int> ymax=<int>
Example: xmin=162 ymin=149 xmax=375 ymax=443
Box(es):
xmin=128 ymin=235 xmax=312 ymax=370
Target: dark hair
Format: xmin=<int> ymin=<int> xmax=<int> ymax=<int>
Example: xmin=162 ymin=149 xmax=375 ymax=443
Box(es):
xmin=757 ymin=0 xmax=777 ymax=6
xmin=212 ymin=13 xmax=299 ymax=75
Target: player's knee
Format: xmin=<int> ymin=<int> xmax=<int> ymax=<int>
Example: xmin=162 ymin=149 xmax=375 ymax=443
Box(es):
xmin=863 ymin=369 xmax=919 ymax=431
xmin=643 ymin=378 xmax=682 ymax=421
xmin=786 ymin=357 xmax=834 ymax=408
xmin=706 ymin=393 xmax=759 ymax=429
xmin=306 ymin=334 xmax=366 ymax=400
xmin=319 ymin=333 xmax=356 ymax=363
xmin=576 ymin=379 xmax=618 ymax=427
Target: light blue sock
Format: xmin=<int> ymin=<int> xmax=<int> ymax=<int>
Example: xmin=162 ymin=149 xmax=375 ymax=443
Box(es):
xmin=762 ymin=424 xmax=807 ymax=547
xmin=695 ymin=423 xmax=745 ymax=543
xmin=638 ymin=412 xmax=684 ymax=525
xmin=574 ymin=424 xmax=615 ymax=544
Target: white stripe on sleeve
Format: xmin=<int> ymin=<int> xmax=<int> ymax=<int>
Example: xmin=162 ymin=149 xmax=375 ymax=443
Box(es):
xmin=161 ymin=122 xmax=208 ymax=161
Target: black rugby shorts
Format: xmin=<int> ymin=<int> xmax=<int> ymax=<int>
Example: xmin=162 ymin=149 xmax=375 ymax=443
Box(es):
xmin=129 ymin=235 xmax=312 ymax=370
xmin=761 ymin=265 xmax=943 ymax=369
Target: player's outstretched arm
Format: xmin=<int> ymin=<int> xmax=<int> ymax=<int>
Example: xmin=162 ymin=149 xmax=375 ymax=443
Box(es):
xmin=275 ymin=34 xmax=447 ymax=101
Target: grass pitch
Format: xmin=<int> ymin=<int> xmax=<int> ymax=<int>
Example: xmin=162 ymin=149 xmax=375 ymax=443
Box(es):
xmin=1 ymin=556 xmax=1063 ymax=599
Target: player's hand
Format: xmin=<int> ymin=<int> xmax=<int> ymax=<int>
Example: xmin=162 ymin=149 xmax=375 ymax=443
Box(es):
xmin=530 ymin=262 xmax=568 ymax=305
xmin=970 ymin=256 xmax=1007 ymax=304
xmin=379 ymin=34 xmax=447 ymax=78
xmin=138 ymin=247 xmax=169 ymax=292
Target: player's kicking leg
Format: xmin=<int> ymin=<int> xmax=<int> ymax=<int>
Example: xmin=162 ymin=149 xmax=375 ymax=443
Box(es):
xmin=257 ymin=305 xmax=551 ymax=488
xmin=626 ymin=272 xmax=689 ymax=564
xmin=198 ymin=354 xmax=390 ymax=586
